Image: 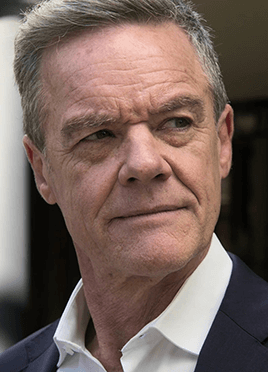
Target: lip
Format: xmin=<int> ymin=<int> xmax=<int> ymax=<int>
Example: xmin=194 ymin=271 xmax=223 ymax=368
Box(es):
xmin=114 ymin=205 xmax=184 ymax=220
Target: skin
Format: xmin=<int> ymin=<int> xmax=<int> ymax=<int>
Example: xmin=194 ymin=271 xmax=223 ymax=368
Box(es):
xmin=24 ymin=22 xmax=233 ymax=371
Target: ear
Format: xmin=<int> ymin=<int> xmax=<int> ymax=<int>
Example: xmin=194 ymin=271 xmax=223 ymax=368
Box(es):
xmin=217 ymin=104 xmax=234 ymax=179
xmin=23 ymin=135 xmax=57 ymax=205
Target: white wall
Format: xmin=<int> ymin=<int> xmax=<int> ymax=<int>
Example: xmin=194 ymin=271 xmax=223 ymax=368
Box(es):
xmin=0 ymin=17 xmax=29 ymax=305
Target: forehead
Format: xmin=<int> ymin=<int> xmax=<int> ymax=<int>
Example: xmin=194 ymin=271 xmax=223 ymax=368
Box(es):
xmin=41 ymin=22 xmax=210 ymax=126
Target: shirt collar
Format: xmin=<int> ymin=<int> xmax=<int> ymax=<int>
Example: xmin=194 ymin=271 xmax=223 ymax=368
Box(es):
xmin=54 ymin=234 xmax=232 ymax=365
xmin=150 ymin=233 xmax=232 ymax=355
xmin=53 ymin=279 xmax=90 ymax=366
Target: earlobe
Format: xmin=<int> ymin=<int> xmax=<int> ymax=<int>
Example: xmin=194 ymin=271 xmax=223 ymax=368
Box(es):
xmin=23 ymin=135 xmax=57 ymax=205
xmin=217 ymin=104 xmax=234 ymax=179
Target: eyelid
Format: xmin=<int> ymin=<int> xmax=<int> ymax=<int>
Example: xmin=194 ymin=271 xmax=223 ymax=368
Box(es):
xmin=161 ymin=116 xmax=193 ymax=130
xmin=80 ymin=128 xmax=115 ymax=142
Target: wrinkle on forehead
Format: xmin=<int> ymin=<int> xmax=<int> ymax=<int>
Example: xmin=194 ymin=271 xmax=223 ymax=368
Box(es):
xmin=40 ymin=21 xmax=212 ymax=139
xmin=41 ymin=21 xmax=204 ymax=86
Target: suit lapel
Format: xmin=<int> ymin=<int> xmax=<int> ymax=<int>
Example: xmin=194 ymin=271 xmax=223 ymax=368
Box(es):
xmin=26 ymin=343 xmax=59 ymax=372
xmin=195 ymin=310 xmax=268 ymax=372
xmin=25 ymin=320 xmax=60 ymax=372
xmin=195 ymin=253 xmax=268 ymax=371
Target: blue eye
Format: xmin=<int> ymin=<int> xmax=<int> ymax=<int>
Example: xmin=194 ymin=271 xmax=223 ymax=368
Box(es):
xmin=83 ymin=129 xmax=115 ymax=141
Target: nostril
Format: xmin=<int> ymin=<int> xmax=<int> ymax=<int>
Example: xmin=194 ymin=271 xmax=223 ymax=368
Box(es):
xmin=118 ymin=151 xmax=172 ymax=186
xmin=127 ymin=172 xmax=167 ymax=184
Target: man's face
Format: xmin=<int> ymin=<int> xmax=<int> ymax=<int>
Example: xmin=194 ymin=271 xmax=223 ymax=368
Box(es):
xmin=28 ymin=22 xmax=233 ymax=280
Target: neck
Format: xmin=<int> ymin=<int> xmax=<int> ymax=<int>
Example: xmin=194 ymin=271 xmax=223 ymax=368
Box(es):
xmin=76 ymin=247 xmax=208 ymax=371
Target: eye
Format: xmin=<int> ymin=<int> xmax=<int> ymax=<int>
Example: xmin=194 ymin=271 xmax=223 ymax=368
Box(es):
xmin=82 ymin=129 xmax=115 ymax=142
xmin=164 ymin=117 xmax=192 ymax=130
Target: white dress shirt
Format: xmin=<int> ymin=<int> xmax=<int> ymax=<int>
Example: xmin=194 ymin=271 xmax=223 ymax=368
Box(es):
xmin=54 ymin=234 xmax=232 ymax=371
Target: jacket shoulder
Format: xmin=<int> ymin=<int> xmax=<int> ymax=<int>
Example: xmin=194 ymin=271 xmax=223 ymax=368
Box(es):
xmin=195 ymin=253 xmax=268 ymax=371
xmin=223 ymin=253 xmax=268 ymax=341
xmin=0 ymin=320 xmax=59 ymax=372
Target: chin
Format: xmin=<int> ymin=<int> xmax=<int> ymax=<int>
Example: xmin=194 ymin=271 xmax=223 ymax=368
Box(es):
xmin=114 ymin=232 xmax=208 ymax=279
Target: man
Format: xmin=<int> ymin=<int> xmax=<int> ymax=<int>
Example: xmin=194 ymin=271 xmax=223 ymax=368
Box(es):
xmin=1 ymin=0 xmax=268 ymax=371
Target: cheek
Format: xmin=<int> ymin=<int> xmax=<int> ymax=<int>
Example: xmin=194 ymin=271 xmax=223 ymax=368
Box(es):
xmin=171 ymin=139 xmax=221 ymax=205
xmin=58 ymin=158 xmax=119 ymax=221
xmin=172 ymin=144 xmax=221 ymax=245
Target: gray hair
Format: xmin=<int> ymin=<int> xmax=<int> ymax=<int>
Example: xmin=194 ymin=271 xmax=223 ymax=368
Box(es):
xmin=14 ymin=0 xmax=228 ymax=152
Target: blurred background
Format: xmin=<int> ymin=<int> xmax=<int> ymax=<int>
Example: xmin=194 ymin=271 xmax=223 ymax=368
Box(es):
xmin=0 ymin=0 xmax=267 ymax=352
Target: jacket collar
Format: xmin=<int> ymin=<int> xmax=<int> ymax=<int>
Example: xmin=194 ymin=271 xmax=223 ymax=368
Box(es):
xmin=195 ymin=253 xmax=268 ymax=371
xmin=26 ymin=321 xmax=59 ymax=372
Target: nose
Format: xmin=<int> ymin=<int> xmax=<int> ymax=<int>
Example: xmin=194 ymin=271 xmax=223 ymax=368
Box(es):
xmin=118 ymin=125 xmax=172 ymax=186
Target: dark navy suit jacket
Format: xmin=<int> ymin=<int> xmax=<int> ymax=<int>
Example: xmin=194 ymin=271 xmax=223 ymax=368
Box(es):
xmin=2 ymin=253 xmax=268 ymax=371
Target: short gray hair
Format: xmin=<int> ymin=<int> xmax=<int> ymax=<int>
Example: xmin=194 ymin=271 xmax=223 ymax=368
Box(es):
xmin=14 ymin=0 xmax=228 ymax=152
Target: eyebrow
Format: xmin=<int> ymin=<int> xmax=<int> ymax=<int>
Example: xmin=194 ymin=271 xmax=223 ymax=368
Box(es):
xmin=61 ymin=95 xmax=206 ymax=144
xmin=149 ymin=96 xmax=206 ymax=121
xmin=61 ymin=112 xmax=118 ymax=143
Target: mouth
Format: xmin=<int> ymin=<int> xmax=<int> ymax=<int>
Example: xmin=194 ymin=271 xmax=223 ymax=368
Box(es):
xmin=116 ymin=205 xmax=184 ymax=220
